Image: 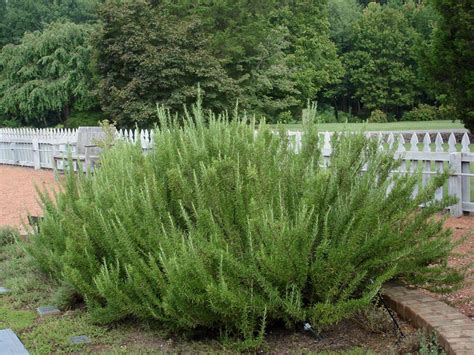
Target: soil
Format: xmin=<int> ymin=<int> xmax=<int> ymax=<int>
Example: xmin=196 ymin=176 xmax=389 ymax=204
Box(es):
xmin=87 ymin=316 xmax=420 ymax=354
xmin=262 ymin=318 xmax=419 ymax=354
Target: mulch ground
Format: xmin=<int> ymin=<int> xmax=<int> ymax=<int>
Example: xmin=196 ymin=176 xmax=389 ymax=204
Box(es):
xmin=0 ymin=165 xmax=472 ymax=319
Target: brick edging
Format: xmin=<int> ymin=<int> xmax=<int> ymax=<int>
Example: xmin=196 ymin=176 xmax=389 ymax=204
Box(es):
xmin=382 ymin=285 xmax=474 ymax=354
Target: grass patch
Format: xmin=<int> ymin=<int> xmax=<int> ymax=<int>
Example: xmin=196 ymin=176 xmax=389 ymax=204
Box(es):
xmin=21 ymin=311 xmax=111 ymax=354
xmin=0 ymin=304 xmax=36 ymax=331
xmin=279 ymin=120 xmax=464 ymax=131
xmin=0 ymin=241 xmax=55 ymax=308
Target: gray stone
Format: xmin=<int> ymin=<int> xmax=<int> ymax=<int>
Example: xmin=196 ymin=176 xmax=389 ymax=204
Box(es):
xmin=36 ymin=306 xmax=61 ymax=317
xmin=0 ymin=287 xmax=10 ymax=295
xmin=0 ymin=328 xmax=29 ymax=354
xmin=69 ymin=335 xmax=91 ymax=345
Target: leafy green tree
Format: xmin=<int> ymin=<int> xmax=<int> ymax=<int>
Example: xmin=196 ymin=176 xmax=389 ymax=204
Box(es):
xmin=0 ymin=0 xmax=100 ymax=47
xmin=161 ymin=0 xmax=303 ymax=120
xmin=344 ymin=3 xmax=419 ymax=115
xmin=280 ymin=0 xmax=344 ymax=106
xmin=97 ymin=0 xmax=239 ymax=127
xmin=162 ymin=0 xmax=341 ymax=120
xmin=326 ymin=0 xmax=362 ymax=115
xmin=328 ymin=0 xmax=362 ymax=51
xmin=428 ymin=0 xmax=474 ymax=130
xmin=234 ymin=25 xmax=301 ymax=121
xmin=0 ymin=22 xmax=99 ymax=126
xmin=403 ymin=1 xmax=440 ymax=105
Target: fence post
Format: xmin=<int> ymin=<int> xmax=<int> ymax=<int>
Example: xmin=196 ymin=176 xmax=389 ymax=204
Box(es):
xmin=9 ymin=142 xmax=17 ymax=164
xmin=32 ymin=138 xmax=40 ymax=169
xmin=462 ymin=158 xmax=470 ymax=209
xmin=448 ymin=152 xmax=463 ymax=217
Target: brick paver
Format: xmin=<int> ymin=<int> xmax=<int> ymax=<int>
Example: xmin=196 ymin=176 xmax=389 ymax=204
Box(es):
xmin=383 ymin=285 xmax=474 ymax=354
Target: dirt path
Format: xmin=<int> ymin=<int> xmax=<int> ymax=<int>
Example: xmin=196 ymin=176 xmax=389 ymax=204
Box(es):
xmin=0 ymin=165 xmax=472 ymax=318
xmin=433 ymin=217 xmax=474 ymax=319
xmin=0 ymin=166 xmax=57 ymax=228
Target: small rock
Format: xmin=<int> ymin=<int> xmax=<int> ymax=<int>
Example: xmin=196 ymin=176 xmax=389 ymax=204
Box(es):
xmin=69 ymin=335 xmax=91 ymax=345
xmin=0 ymin=287 xmax=11 ymax=295
xmin=37 ymin=306 xmax=61 ymax=317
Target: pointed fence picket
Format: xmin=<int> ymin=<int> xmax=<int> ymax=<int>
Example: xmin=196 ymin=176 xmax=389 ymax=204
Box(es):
xmin=1 ymin=127 xmax=473 ymax=216
xmin=287 ymin=130 xmax=473 ymax=217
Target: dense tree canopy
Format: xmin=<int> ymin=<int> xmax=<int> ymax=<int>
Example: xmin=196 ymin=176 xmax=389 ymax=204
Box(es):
xmin=0 ymin=21 xmax=99 ymax=126
xmin=0 ymin=0 xmax=471 ymax=129
xmin=344 ymin=3 xmax=418 ymax=116
xmin=98 ymin=0 xmax=239 ymax=127
xmin=0 ymin=0 xmax=100 ymax=47
xmin=428 ymin=0 xmax=474 ymax=130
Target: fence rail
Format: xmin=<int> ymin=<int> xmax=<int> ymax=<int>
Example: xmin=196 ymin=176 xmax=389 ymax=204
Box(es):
xmin=1 ymin=127 xmax=473 ymax=216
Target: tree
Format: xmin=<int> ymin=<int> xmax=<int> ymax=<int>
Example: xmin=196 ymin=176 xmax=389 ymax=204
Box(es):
xmin=162 ymin=0 xmax=341 ymax=120
xmin=0 ymin=0 xmax=100 ymax=47
xmin=428 ymin=0 xmax=474 ymax=130
xmin=97 ymin=0 xmax=239 ymax=128
xmin=403 ymin=0 xmax=440 ymax=105
xmin=279 ymin=0 xmax=344 ymax=105
xmin=328 ymin=0 xmax=363 ymax=51
xmin=344 ymin=3 xmax=419 ymax=116
xmin=0 ymin=22 xmax=99 ymax=126
xmin=161 ymin=0 xmax=303 ymax=120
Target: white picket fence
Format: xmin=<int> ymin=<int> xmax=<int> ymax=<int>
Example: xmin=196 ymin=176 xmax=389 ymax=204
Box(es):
xmin=0 ymin=127 xmax=153 ymax=169
xmin=1 ymin=127 xmax=473 ymax=216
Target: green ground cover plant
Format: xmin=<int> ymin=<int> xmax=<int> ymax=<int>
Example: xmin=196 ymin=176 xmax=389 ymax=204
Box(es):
xmin=0 ymin=226 xmax=18 ymax=246
xmin=29 ymin=103 xmax=462 ymax=348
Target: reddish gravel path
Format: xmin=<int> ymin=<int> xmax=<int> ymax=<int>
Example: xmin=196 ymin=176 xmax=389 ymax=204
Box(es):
xmin=0 ymin=166 xmax=57 ymax=228
xmin=0 ymin=165 xmax=472 ymax=317
xmin=431 ymin=217 xmax=474 ymax=319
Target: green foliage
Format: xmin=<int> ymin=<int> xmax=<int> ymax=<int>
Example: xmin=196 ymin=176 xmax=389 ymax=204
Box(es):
xmin=344 ymin=3 xmax=418 ymax=114
xmin=0 ymin=241 xmax=56 ymax=308
xmin=64 ymin=111 xmax=105 ymax=128
xmin=280 ymin=0 xmax=344 ymax=103
xmin=402 ymin=104 xmax=440 ymax=121
xmin=0 ymin=117 xmax=21 ymax=128
xmin=418 ymin=331 xmax=445 ymax=355
xmin=97 ymin=0 xmax=239 ymax=128
xmin=0 ymin=21 xmax=99 ymax=127
xmin=328 ymin=0 xmax=363 ymax=51
xmin=0 ymin=0 xmax=462 ymax=126
xmin=368 ymin=109 xmax=388 ymax=123
xmin=52 ymin=283 xmax=82 ymax=311
xmin=163 ymin=0 xmax=304 ymax=118
xmin=0 ymin=226 xmax=18 ymax=246
xmin=428 ymin=0 xmax=474 ymax=131
xmin=29 ymin=102 xmax=461 ymax=347
xmin=0 ymin=306 xmax=36 ymax=332
xmin=0 ymin=0 xmax=101 ymax=47
xmin=97 ymin=0 xmax=342 ymax=125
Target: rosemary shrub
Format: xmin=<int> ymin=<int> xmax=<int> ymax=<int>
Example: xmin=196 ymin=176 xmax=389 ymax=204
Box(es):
xmin=29 ymin=103 xmax=461 ymax=347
